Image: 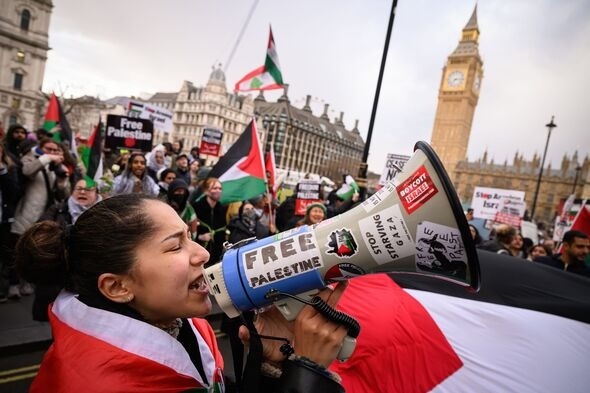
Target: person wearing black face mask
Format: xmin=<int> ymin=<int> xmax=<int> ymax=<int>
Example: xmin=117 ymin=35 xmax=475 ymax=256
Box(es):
xmin=227 ymin=201 xmax=270 ymax=245
xmin=166 ymin=179 xmax=198 ymax=240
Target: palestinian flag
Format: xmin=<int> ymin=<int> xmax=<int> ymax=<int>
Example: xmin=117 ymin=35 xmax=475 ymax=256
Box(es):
xmin=44 ymin=93 xmax=76 ymax=155
xmin=234 ymin=26 xmax=284 ymax=92
xmin=336 ymin=174 xmax=359 ymax=200
xmin=207 ymin=119 xmax=266 ymax=204
xmin=80 ymin=120 xmax=103 ymax=187
xmin=330 ymin=251 xmax=590 ymax=393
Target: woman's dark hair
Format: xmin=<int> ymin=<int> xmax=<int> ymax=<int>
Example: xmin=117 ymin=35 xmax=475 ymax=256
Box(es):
xmin=468 ymin=224 xmax=483 ymax=245
xmin=16 ymin=194 xmax=158 ymax=297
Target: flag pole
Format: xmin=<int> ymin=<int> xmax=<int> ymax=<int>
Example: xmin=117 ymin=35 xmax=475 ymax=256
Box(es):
xmin=356 ymin=0 xmax=398 ymax=199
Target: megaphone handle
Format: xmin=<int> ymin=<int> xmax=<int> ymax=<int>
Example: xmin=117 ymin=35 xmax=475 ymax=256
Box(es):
xmin=338 ymin=336 xmax=357 ymax=362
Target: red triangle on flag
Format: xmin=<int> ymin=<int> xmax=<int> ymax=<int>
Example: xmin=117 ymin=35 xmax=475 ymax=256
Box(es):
xmin=237 ymin=120 xmax=265 ymax=179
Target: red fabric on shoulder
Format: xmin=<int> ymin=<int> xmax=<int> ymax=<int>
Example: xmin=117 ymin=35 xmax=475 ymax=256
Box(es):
xmin=31 ymin=311 xmax=203 ymax=393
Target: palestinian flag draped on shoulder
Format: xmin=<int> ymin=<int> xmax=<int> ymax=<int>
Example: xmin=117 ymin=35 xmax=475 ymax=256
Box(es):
xmin=207 ymin=119 xmax=267 ymax=204
xmin=234 ymin=26 xmax=284 ymax=92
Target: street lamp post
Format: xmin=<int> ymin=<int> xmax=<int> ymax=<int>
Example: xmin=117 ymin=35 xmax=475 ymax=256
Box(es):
xmin=356 ymin=0 xmax=398 ymax=199
xmin=530 ymin=116 xmax=557 ymax=220
xmin=572 ymin=165 xmax=582 ymax=195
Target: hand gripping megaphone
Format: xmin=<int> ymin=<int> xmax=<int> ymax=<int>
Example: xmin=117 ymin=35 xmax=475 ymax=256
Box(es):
xmin=204 ymin=141 xmax=480 ymax=360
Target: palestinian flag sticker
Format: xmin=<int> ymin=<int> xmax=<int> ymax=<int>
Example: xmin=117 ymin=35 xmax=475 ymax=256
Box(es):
xmin=324 ymin=263 xmax=366 ymax=282
xmin=326 ymin=228 xmax=359 ymax=258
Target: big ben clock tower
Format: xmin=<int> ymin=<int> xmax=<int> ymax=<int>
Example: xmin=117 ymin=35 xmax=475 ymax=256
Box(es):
xmin=430 ymin=5 xmax=483 ymax=184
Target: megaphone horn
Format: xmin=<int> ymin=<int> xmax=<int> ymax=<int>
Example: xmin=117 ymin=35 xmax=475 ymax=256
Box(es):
xmin=205 ymin=140 xmax=480 ymax=319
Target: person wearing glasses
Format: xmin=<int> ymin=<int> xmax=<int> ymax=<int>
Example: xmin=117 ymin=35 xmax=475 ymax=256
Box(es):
xmin=9 ymin=137 xmax=71 ymax=299
xmin=32 ymin=178 xmax=102 ymax=320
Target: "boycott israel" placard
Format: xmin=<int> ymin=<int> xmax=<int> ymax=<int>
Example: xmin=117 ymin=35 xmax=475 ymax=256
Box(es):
xmin=105 ymin=115 xmax=154 ymax=152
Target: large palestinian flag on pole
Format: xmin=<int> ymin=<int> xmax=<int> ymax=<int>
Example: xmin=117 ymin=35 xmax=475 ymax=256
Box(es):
xmin=234 ymin=26 xmax=284 ymax=92
xmin=331 ymin=250 xmax=590 ymax=393
xmin=80 ymin=120 xmax=103 ymax=187
xmin=44 ymin=93 xmax=76 ymax=155
xmin=207 ymin=119 xmax=267 ymax=204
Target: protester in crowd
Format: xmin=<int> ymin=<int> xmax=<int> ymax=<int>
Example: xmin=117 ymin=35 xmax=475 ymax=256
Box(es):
xmin=298 ymin=202 xmax=328 ymax=226
xmin=276 ymin=194 xmax=299 ymax=231
xmin=509 ymin=232 xmax=527 ymax=258
xmin=465 ymin=208 xmax=474 ymax=222
xmin=189 ymin=146 xmax=200 ymax=164
xmin=167 ymin=179 xmax=198 ymax=240
xmin=326 ymin=190 xmax=359 ymax=219
xmin=188 ymin=158 xmax=201 ymax=192
xmin=41 ymin=178 xmax=102 ymax=226
xmin=469 ymin=224 xmax=483 ymax=246
xmin=227 ymin=200 xmax=271 ymax=245
xmin=35 ymin=128 xmax=51 ymax=141
xmin=110 ymin=152 xmax=159 ymax=197
xmin=57 ymin=141 xmax=82 ymax=194
xmin=248 ymin=194 xmax=276 ymax=235
xmin=15 ymin=194 xmax=348 ymax=392
xmin=145 ymin=144 xmax=167 ymax=183
xmin=478 ymin=224 xmax=516 ymax=255
xmin=541 ymin=238 xmax=556 ymax=255
xmin=527 ymin=243 xmax=548 ymax=261
xmin=34 ymin=178 xmax=101 ymax=320
xmin=0 ymin=143 xmax=22 ymax=302
xmin=175 ymin=153 xmax=191 ymax=185
xmin=535 ymin=230 xmax=590 ymax=277
xmin=9 ymin=137 xmax=71 ymax=299
xmin=157 ymin=168 xmax=176 ymax=201
xmin=2 ymin=124 xmax=28 ymax=163
xmin=162 ymin=142 xmax=175 ymax=168
xmin=192 ymin=177 xmax=227 ymax=266
xmin=172 ymin=140 xmax=183 ymax=155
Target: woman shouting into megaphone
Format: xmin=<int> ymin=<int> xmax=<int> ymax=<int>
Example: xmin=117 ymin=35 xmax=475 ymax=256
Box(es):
xmin=16 ymin=194 xmax=348 ymax=393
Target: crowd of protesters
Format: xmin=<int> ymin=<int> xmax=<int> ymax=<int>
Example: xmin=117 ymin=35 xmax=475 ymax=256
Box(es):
xmin=466 ymin=209 xmax=590 ymax=277
xmin=0 ymin=124 xmax=364 ymax=304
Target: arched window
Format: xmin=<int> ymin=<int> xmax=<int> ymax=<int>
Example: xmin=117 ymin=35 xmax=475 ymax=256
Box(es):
xmin=20 ymin=9 xmax=31 ymax=31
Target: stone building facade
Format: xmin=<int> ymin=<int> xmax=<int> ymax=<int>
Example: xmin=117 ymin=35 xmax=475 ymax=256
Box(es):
xmin=254 ymin=88 xmax=365 ymax=182
xmin=149 ymin=67 xmax=254 ymax=164
xmin=454 ymin=151 xmax=590 ymax=223
xmin=0 ymin=0 xmax=52 ymax=131
xmin=430 ymin=6 xmax=483 ymax=184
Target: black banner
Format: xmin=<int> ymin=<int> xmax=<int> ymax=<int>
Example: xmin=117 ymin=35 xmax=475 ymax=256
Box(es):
xmin=105 ymin=115 xmax=153 ymax=152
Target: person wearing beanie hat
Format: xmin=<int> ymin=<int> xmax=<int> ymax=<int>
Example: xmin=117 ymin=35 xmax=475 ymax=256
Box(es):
xmin=175 ymin=154 xmax=190 ymax=185
xmin=299 ymin=202 xmax=327 ymax=226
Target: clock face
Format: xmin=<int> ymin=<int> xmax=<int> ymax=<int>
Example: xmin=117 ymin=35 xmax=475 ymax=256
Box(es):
xmin=447 ymin=70 xmax=465 ymax=87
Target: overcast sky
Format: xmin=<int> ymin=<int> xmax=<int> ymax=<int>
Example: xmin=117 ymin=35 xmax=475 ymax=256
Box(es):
xmin=43 ymin=0 xmax=590 ymax=175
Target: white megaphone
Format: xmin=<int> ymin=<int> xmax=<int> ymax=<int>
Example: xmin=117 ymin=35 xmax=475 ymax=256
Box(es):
xmin=204 ymin=141 xmax=480 ymax=360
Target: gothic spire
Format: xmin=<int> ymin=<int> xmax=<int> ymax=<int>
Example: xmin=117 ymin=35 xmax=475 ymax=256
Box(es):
xmin=464 ymin=4 xmax=479 ymax=32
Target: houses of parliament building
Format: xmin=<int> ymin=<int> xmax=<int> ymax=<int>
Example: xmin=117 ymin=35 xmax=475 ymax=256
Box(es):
xmin=430 ymin=6 xmax=588 ymax=223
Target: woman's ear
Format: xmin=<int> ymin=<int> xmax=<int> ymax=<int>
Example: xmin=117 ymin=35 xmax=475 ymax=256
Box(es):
xmin=97 ymin=273 xmax=134 ymax=304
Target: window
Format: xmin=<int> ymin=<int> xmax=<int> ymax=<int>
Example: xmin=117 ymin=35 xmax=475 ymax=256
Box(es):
xmin=13 ymin=73 xmax=23 ymax=90
xmin=20 ymin=9 xmax=31 ymax=31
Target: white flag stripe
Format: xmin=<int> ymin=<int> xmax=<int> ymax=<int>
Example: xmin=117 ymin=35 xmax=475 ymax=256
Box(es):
xmin=408 ymin=289 xmax=590 ymax=393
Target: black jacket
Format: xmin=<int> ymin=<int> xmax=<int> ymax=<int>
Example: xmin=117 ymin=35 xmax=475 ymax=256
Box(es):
xmin=535 ymin=254 xmax=590 ymax=278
